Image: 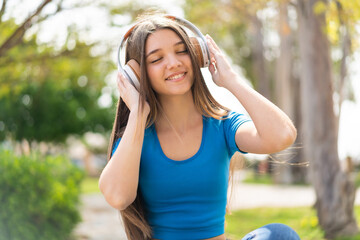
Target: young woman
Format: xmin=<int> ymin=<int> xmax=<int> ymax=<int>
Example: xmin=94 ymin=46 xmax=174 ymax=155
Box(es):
xmin=99 ymin=14 xmax=300 ymax=240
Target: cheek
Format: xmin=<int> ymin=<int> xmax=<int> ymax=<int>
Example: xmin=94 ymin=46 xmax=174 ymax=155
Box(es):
xmin=146 ymin=64 xmax=162 ymax=81
xmin=146 ymin=66 xmax=161 ymax=93
xmin=184 ymin=56 xmax=193 ymax=73
xmin=186 ymin=59 xmax=194 ymax=79
xmin=148 ymin=63 xmax=167 ymax=85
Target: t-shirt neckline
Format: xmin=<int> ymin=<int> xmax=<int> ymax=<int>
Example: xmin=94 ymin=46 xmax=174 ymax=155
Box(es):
xmin=152 ymin=116 xmax=207 ymax=164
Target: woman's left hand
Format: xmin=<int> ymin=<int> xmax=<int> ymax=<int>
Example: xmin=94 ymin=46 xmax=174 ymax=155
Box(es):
xmin=205 ymin=34 xmax=236 ymax=88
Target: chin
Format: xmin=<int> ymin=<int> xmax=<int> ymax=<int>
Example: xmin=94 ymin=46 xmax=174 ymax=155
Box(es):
xmin=154 ymin=78 xmax=194 ymax=97
xmin=168 ymin=85 xmax=193 ymax=96
xmin=165 ymin=90 xmax=191 ymax=97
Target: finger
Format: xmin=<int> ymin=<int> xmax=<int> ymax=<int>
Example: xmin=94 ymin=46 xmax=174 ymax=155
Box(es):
xmin=205 ymin=36 xmax=221 ymax=62
xmin=117 ymin=81 xmax=124 ymax=97
xmin=120 ymin=71 xmax=134 ymax=90
xmin=120 ymin=71 xmax=138 ymax=92
xmin=208 ymin=35 xmax=221 ymax=52
xmin=208 ymin=62 xmax=215 ymax=75
xmin=206 ymin=34 xmax=221 ymax=52
xmin=207 ymin=43 xmax=222 ymax=66
xmin=205 ymin=36 xmax=215 ymax=55
xmin=117 ymin=72 xmax=126 ymax=89
xmin=206 ymin=39 xmax=216 ymax=61
xmin=117 ymin=73 xmax=128 ymax=97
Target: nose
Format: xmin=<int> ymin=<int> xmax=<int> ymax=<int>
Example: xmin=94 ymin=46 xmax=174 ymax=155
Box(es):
xmin=166 ymin=54 xmax=181 ymax=69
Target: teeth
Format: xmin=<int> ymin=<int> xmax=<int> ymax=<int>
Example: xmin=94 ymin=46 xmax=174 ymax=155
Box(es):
xmin=167 ymin=73 xmax=185 ymax=80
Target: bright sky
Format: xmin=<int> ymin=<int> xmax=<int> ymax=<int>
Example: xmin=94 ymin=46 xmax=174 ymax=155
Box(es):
xmin=338 ymin=50 xmax=360 ymax=160
xmin=4 ymin=0 xmax=360 ymax=161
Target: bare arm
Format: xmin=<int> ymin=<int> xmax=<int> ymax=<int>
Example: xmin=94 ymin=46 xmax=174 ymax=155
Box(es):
xmin=227 ymin=78 xmax=296 ymax=154
xmin=99 ymin=72 xmax=150 ymax=210
xmin=206 ymin=35 xmax=297 ymax=154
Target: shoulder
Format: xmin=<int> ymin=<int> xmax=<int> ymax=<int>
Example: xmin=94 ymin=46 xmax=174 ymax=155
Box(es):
xmin=205 ymin=111 xmax=250 ymax=124
xmin=203 ymin=111 xmax=251 ymax=133
xmin=223 ymin=111 xmax=251 ymax=125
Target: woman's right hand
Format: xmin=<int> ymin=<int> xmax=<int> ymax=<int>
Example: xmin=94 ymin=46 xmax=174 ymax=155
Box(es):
xmin=117 ymin=72 xmax=150 ymax=116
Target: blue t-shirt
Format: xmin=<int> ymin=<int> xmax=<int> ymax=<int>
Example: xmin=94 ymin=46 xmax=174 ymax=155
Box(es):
xmin=111 ymin=111 xmax=251 ymax=240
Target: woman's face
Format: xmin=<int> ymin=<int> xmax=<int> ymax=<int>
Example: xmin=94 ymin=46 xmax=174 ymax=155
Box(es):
xmin=145 ymin=28 xmax=194 ymax=97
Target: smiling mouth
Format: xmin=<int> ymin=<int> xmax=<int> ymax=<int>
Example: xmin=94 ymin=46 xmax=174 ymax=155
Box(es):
xmin=166 ymin=72 xmax=186 ymax=81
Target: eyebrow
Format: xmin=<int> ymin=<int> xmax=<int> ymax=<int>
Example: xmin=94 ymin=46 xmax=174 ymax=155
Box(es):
xmin=145 ymin=41 xmax=185 ymax=59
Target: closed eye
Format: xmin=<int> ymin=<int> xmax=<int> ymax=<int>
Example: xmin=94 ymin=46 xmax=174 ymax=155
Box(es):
xmin=150 ymin=57 xmax=163 ymax=63
xmin=149 ymin=49 xmax=187 ymax=64
xmin=177 ymin=49 xmax=188 ymax=54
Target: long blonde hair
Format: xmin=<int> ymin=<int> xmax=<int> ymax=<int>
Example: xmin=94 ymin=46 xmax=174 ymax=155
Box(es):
xmin=107 ymin=14 xmax=232 ymax=240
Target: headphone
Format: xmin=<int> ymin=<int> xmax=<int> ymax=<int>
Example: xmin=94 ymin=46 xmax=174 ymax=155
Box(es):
xmin=117 ymin=15 xmax=211 ymax=90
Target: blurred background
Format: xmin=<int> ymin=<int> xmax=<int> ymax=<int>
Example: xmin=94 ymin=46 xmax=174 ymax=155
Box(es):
xmin=0 ymin=0 xmax=359 ymax=239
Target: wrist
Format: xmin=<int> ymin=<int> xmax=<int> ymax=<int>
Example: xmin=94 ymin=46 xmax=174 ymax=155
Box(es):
xmin=129 ymin=106 xmax=149 ymax=121
xmin=222 ymin=72 xmax=244 ymax=90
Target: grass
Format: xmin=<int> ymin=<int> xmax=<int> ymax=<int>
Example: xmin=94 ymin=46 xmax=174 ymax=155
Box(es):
xmin=225 ymin=207 xmax=322 ymax=239
xmin=242 ymin=171 xmax=310 ymax=186
xmin=225 ymin=206 xmax=360 ymax=240
xmin=242 ymin=172 xmax=274 ymax=185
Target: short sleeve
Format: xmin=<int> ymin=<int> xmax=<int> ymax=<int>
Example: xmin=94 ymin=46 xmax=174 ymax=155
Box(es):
xmin=111 ymin=138 xmax=121 ymax=158
xmin=223 ymin=111 xmax=252 ymax=155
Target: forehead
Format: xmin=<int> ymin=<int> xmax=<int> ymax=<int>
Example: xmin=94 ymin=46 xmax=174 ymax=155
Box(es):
xmin=145 ymin=29 xmax=183 ymax=53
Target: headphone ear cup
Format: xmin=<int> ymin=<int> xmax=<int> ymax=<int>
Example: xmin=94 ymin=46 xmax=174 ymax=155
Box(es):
xmin=190 ymin=37 xmax=210 ymax=68
xmin=190 ymin=37 xmax=204 ymax=67
xmin=123 ymin=59 xmax=141 ymax=90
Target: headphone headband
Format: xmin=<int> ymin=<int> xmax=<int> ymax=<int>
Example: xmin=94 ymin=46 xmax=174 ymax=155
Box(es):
xmin=117 ymin=15 xmax=211 ymax=79
xmin=117 ymin=15 xmax=211 ymax=87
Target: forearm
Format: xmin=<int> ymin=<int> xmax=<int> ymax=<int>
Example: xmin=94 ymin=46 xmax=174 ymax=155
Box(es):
xmin=205 ymin=34 xmax=296 ymax=152
xmin=226 ymin=72 xmax=297 ymax=150
xmin=99 ymin=109 xmax=148 ymax=210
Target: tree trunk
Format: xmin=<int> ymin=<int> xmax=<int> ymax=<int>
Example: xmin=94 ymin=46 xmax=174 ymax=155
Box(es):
xmin=275 ymin=2 xmax=293 ymax=117
xmin=291 ymin=74 xmax=309 ymax=184
xmin=249 ymin=15 xmax=271 ymax=100
xmin=273 ymin=2 xmax=295 ymax=184
xmin=274 ymin=2 xmax=308 ymax=184
xmin=296 ymin=0 xmax=358 ymax=238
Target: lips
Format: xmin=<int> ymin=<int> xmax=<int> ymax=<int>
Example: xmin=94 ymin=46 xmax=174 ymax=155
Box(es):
xmin=165 ymin=72 xmax=186 ymax=81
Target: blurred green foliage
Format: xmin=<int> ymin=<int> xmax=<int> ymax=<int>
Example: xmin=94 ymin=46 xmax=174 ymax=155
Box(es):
xmin=80 ymin=177 xmax=101 ymax=194
xmin=183 ymin=0 xmax=252 ymax=82
xmin=0 ymin=19 xmax=116 ymax=142
xmin=0 ymin=149 xmax=85 ymax=240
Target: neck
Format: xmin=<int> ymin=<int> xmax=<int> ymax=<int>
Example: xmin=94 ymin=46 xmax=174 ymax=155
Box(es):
xmin=156 ymin=91 xmax=201 ymax=133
